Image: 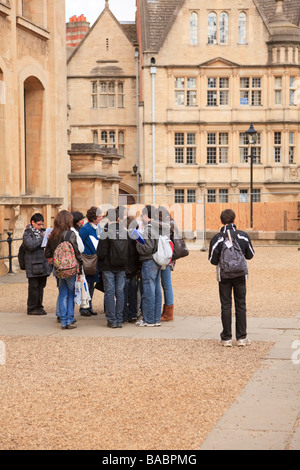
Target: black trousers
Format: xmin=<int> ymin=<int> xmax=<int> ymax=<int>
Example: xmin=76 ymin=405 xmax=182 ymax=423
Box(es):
xmin=27 ymin=276 xmax=47 ymax=313
xmin=218 ymin=276 xmax=247 ymax=341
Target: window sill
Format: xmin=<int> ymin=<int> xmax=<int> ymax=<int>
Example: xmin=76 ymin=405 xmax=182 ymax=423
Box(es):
xmin=0 ymin=1 xmax=10 ymax=17
xmin=16 ymin=16 xmax=50 ymax=40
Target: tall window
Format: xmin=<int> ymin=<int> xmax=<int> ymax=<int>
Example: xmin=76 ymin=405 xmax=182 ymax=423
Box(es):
xmin=289 ymin=132 xmax=295 ymax=164
xmin=238 ymin=12 xmax=247 ymax=44
xmin=274 ymin=77 xmax=282 ymax=105
xmin=207 ymin=78 xmax=229 ymax=106
xmin=175 ymin=77 xmax=197 ymax=106
xmin=91 ymin=80 xmax=125 ymax=108
xmin=240 ymin=77 xmax=262 ymax=106
xmin=208 ymin=11 xmax=229 ymax=44
xmin=175 ymin=132 xmax=196 ymax=165
xmin=190 ymin=12 xmax=198 ymax=45
xmin=206 ymin=132 xmax=229 ymax=165
xmin=219 ymin=12 xmax=229 ymax=44
xmin=239 ymin=132 xmax=261 ymax=163
xmin=208 ymin=12 xmax=217 ymax=44
xmin=274 ymin=132 xmax=281 ymax=163
xmin=289 ymin=77 xmax=296 ymax=105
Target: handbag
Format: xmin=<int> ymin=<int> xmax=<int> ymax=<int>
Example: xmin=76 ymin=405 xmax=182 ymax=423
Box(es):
xmin=172 ymin=237 xmax=189 ymax=260
xmin=81 ymin=253 xmax=98 ymax=276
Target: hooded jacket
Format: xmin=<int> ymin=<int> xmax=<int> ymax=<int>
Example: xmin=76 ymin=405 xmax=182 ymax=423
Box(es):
xmin=136 ymin=219 xmax=171 ymax=262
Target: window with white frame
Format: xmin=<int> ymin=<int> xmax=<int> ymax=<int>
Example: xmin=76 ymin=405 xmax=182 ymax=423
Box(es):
xmin=207 ymin=132 xmax=229 ymax=164
xmin=274 ymin=132 xmax=281 ymax=163
xmin=238 ymin=12 xmax=247 ymax=45
xmin=207 ymin=77 xmax=229 ymax=106
xmin=190 ymin=12 xmax=198 ymax=45
xmin=289 ymin=132 xmax=295 ymax=164
xmin=240 ymin=77 xmax=262 ymax=106
xmin=175 ymin=77 xmax=197 ymax=106
xmin=175 ymin=189 xmax=196 ymax=203
xmin=208 ymin=11 xmax=229 ymax=45
xmin=97 ymin=129 xmax=125 ymax=154
xmin=175 ymin=189 xmax=185 ymax=203
xmin=91 ymin=80 xmax=125 ymax=109
xmin=274 ymin=77 xmax=282 ymax=105
xmin=239 ymin=189 xmax=248 ymax=202
xmin=219 ymin=189 xmax=229 ymax=203
xmin=289 ymin=77 xmax=296 ymax=105
xmin=239 ymin=132 xmax=261 ymax=164
xmin=175 ymin=132 xmax=196 ymax=165
xmin=207 ymin=189 xmax=217 ymax=203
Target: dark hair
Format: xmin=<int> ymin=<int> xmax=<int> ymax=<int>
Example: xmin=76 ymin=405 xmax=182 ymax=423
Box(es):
xmin=158 ymin=206 xmax=171 ymax=223
xmin=107 ymin=207 xmax=119 ymax=222
xmin=71 ymin=211 xmax=84 ymax=227
xmin=86 ymin=206 xmax=98 ymax=222
xmin=220 ymin=209 xmax=236 ymax=225
xmin=30 ymin=213 xmax=44 ymax=224
xmin=116 ymin=205 xmax=127 ymax=220
xmin=50 ymin=210 xmax=73 ymax=241
xmin=142 ymin=205 xmax=157 ymax=220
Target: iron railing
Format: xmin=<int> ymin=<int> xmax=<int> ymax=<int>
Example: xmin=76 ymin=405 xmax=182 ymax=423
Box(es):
xmin=0 ymin=233 xmax=22 ymax=275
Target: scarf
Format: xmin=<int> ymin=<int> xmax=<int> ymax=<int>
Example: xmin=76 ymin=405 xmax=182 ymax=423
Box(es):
xmin=29 ymin=224 xmax=43 ymax=239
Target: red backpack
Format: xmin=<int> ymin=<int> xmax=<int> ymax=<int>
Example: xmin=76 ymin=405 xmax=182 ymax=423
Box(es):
xmin=53 ymin=231 xmax=79 ymax=279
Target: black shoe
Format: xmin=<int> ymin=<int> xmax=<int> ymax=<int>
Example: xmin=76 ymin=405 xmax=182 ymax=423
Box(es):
xmin=89 ymin=309 xmax=98 ymax=316
xmin=27 ymin=310 xmax=44 ymax=316
xmin=127 ymin=317 xmax=138 ymax=323
xmin=107 ymin=321 xmax=117 ymax=328
xmin=117 ymin=323 xmax=122 ymax=328
xmin=39 ymin=309 xmax=48 ymax=315
xmin=80 ymin=309 xmax=91 ymax=317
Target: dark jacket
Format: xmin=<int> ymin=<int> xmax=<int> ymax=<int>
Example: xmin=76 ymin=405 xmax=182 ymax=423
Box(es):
xmin=208 ymin=223 xmax=255 ymax=280
xmin=44 ymin=230 xmax=83 ymax=275
xmin=136 ymin=219 xmax=170 ymax=262
xmin=97 ymin=222 xmax=129 ymax=272
xmin=23 ymin=227 xmax=52 ymax=279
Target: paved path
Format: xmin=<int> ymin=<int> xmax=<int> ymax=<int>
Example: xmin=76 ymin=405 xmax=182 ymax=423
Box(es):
xmin=0 ymin=272 xmax=299 ymax=450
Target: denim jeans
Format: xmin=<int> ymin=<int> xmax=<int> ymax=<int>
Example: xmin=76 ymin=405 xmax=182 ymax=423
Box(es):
xmin=123 ymin=276 xmax=138 ymax=321
xmin=58 ymin=274 xmax=76 ymax=327
xmin=161 ymin=265 xmax=174 ymax=306
xmin=219 ymin=276 xmax=247 ymax=341
xmin=102 ymin=270 xmax=126 ymax=325
xmin=141 ymin=259 xmax=162 ymax=324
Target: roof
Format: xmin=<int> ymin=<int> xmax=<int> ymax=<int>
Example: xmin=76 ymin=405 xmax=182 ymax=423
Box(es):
xmin=139 ymin=0 xmax=300 ymax=53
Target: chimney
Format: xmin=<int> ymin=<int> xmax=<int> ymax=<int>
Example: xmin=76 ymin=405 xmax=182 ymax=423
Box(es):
xmin=66 ymin=15 xmax=90 ymax=48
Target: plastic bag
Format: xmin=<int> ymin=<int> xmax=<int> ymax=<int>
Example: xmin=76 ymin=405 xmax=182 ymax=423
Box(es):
xmin=74 ymin=281 xmax=82 ymax=306
xmin=80 ymin=273 xmax=91 ymax=308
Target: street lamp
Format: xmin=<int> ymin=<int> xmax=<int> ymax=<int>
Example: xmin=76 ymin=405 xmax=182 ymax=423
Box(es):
xmin=245 ymin=123 xmax=257 ymax=229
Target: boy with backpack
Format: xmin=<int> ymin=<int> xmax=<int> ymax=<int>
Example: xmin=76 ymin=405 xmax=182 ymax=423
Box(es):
xmin=208 ymin=209 xmax=255 ymax=347
xmin=97 ymin=208 xmax=129 ymax=328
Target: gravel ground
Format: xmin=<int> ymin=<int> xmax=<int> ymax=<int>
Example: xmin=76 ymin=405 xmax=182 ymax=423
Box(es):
xmin=0 ymin=247 xmax=299 ymax=450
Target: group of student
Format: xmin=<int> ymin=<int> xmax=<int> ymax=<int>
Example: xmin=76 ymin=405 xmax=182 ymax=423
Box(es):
xmin=22 ymin=205 xmax=255 ymax=346
xmin=22 ymin=205 xmax=176 ymax=330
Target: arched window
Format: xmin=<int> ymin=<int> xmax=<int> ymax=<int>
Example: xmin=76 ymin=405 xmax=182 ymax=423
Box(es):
xmin=238 ymin=12 xmax=247 ymax=45
xmin=93 ymin=130 xmax=98 ymax=144
xmin=208 ymin=12 xmax=217 ymax=44
xmin=219 ymin=12 xmax=229 ymax=44
xmin=190 ymin=12 xmax=198 ymax=45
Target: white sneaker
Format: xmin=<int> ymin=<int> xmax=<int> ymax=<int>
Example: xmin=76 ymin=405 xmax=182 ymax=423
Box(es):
xmin=237 ymin=338 xmax=252 ymax=347
xmin=154 ymin=322 xmax=161 ymax=327
xmin=135 ymin=320 xmax=154 ymax=327
xmin=220 ymin=339 xmax=233 ymax=347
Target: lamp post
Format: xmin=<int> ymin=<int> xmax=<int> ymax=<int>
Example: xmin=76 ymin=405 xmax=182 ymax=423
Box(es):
xmin=245 ymin=123 xmax=257 ymax=229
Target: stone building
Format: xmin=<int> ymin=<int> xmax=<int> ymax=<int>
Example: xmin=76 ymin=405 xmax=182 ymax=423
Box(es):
xmin=67 ymin=0 xmax=300 ymax=207
xmin=0 ymin=0 xmax=69 ymax=238
xmin=67 ymin=1 xmax=138 ymax=210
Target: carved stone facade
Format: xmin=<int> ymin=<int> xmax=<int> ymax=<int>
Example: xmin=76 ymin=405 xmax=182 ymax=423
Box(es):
xmin=0 ymin=0 xmax=68 ymax=270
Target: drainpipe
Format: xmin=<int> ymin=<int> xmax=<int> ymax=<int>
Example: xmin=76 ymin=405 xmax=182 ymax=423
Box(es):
xmin=135 ymin=49 xmax=140 ymax=203
xmin=150 ymin=59 xmax=157 ymax=204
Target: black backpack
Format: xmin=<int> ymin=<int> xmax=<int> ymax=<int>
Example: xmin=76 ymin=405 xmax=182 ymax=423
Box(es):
xmin=109 ymin=238 xmax=128 ymax=268
xmin=219 ymin=231 xmax=248 ymax=279
xmin=18 ymin=243 xmax=26 ymax=270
